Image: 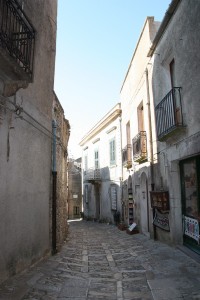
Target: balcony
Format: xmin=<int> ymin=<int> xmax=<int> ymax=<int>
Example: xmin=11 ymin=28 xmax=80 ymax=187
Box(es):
xmin=122 ymin=144 xmax=132 ymax=168
xmin=0 ymin=0 xmax=35 ymax=85
xmin=84 ymin=168 xmax=101 ymax=183
xmin=155 ymin=87 xmax=184 ymax=141
xmin=132 ymin=131 xmax=147 ymax=163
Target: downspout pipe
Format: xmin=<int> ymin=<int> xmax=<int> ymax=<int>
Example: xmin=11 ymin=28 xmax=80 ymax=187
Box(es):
xmin=52 ymin=120 xmax=57 ymax=172
xmin=52 ymin=119 xmax=57 ymax=254
xmin=145 ymin=68 xmax=154 ymax=191
xmin=119 ymin=115 xmax=124 ymax=222
xmin=145 ymin=68 xmax=156 ymax=240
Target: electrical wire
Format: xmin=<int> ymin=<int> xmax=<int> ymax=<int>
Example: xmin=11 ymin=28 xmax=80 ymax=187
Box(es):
xmin=21 ymin=116 xmax=53 ymax=139
xmin=23 ymin=109 xmax=53 ymax=136
xmin=0 ymin=99 xmax=68 ymax=153
xmin=1 ymin=96 xmax=53 ymax=135
xmin=155 ymin=129 xmax=200 ymax=156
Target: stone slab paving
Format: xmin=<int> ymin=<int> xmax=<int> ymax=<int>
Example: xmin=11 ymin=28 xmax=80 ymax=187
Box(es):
xmin=0 ymin=220 xmax=200 ymax=299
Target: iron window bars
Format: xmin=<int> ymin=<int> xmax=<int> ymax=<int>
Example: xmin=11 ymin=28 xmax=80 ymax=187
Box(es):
xmin=0 ymin=0 xmax=35 ymax=79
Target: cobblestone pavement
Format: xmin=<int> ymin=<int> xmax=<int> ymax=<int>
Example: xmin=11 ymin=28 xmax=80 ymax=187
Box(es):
xmin=0 ymin=220 xmax=200 ymax=300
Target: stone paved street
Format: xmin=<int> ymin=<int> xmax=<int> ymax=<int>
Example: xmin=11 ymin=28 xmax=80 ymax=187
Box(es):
xmin=0 ymin=220 xmax=200 ymax=300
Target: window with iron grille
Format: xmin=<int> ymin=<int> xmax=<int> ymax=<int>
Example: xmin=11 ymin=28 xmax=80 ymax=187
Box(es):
xmin=0 ymin=0 xmax=35 ymax=79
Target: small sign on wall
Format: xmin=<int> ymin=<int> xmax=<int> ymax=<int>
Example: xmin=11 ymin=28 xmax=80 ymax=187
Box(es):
xmin=73 ymin=194 xmax=78 ymax=199
xmin=183 ymin=216 xmax=199 ymax=243
xmin=153 ymin=209 xmax=170 ymax=231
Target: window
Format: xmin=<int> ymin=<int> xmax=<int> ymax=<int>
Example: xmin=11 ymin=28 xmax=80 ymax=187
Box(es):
xmin=170 ymin=59 xmax=176 ymax=88
xmin=170 ymin=59 xmax=182 ymax=125
xmin=137 ymin=102 xmax=144 ymax=132
xmin=109 ymin=138 xmax=116 ymax=166
xmin=73 ymin=206 xmax=80 ymax=215
xmin=126 ymin=121 xmax=132 ymax=166
xmin=85 ymin=185 xmax=88 ymax=203
xmin=126 ymin=121 xmax=131 ymax=144
xmin=94 ymin=148 xmax=99 ymax=169
xmin=84 ymin=153 xmax=88 ymax=172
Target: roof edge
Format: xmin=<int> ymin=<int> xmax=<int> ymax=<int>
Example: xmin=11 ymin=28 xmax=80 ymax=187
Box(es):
xmin=79 ymin=103 xmax=121 ymax=146
xmin=120 ymin=16 xmax=155 ymax=92
xmin=147 ymin=0 xmax=182 ymax=57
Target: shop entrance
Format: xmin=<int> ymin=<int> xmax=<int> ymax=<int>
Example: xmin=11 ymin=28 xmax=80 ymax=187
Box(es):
xmin=180 ymin=156 xmax=200 ymax=255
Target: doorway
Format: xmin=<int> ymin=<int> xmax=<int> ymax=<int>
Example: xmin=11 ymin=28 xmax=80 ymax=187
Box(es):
xmin=95 ymin=184 xmax=100 ymax=220
xmin=140 ymin=172 xmax=150 ymax=235
xmin=180 ymin=156 xmax=200 ymax=254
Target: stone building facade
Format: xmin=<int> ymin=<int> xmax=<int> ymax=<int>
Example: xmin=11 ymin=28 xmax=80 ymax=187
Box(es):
xmin=148 ymin=0 xmax=200 ymax=255
xmin=120 ymin=0 xmax=200 ymax=256
xmin=120 ymin=17 xmax=160 ymax=235
xmin=0 ymin=0 xmax=58 ymax=283
xmin=80 ymin=103 xmax=122 ymax=224
xmin=52 ymin=92 xmax=70 ymax=252
xmin=68 ymin=158 xmax=82 ymax=219
xmin=79 ymin=0 xmax=200 ymax=257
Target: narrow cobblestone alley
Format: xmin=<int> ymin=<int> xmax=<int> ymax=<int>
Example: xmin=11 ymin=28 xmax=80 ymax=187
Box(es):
xmin=0 ymin=220 xmax=200 ymax=300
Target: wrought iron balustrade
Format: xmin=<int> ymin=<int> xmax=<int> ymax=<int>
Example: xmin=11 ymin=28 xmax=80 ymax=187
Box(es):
xmin=0 ymin=0 xmax=35 ymax=79
xmin=155 ymin=87 xmax=183 ymax=141
xmin=84 ymin=168 xmax=101 ymax=182
xmin=122 ymin=144 xmax=132 ymax=168
xmin=132 ymin=131 xmax=147 ymax=162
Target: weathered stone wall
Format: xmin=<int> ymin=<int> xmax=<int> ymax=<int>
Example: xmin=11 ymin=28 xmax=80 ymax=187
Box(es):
xmin=0 ymin=0 xmax=58 ymax=283
xmin=52 ymin=93 xmax=70 ymax=251
xmin=68 ymin=159 xmax=82 ymax=219
xmin=151 ymin=0 xmax=200 ymax=245
xmin=120 ymin=17 xmax=159 ymax=234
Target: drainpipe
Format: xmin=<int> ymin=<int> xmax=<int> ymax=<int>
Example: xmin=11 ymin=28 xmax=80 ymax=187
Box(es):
xmin=145 ymin=68 xmax=156 ymax=239
xmin=145 ymin=68 xmax=154 ymax=191
xmin=119 ymin=115 xmax=124 ymax=222
xmin=52 ymin=119 xmax=57 ymax=254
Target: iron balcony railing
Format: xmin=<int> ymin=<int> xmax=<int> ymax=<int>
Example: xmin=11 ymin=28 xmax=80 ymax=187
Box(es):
xmin=132 ymin=131 xmax=147 ymax=162
xmin=0 ymin=0 xmax=35 ymax=79
xmin=155 ymin=87 xmax=183 ymax=141
xmin=122 ymin=144 xmax=132 ymax=168
xmin=84 ymin=168 xmax=101 ymax=182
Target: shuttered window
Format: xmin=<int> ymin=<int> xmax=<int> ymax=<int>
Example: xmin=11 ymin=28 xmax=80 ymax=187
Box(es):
xmin=94 ymin=148 xmax=99 ymax=169
xmin=109 ymin=138 xmax=116 ymax=165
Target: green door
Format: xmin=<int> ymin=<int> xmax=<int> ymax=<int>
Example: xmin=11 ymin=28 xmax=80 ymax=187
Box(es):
xmin=180 ymin=156 xmax=200 ymax=254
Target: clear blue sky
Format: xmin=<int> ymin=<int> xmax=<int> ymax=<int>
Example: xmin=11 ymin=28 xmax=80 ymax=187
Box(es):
xmin=54 ymin=0 xmax=171 ymax=159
